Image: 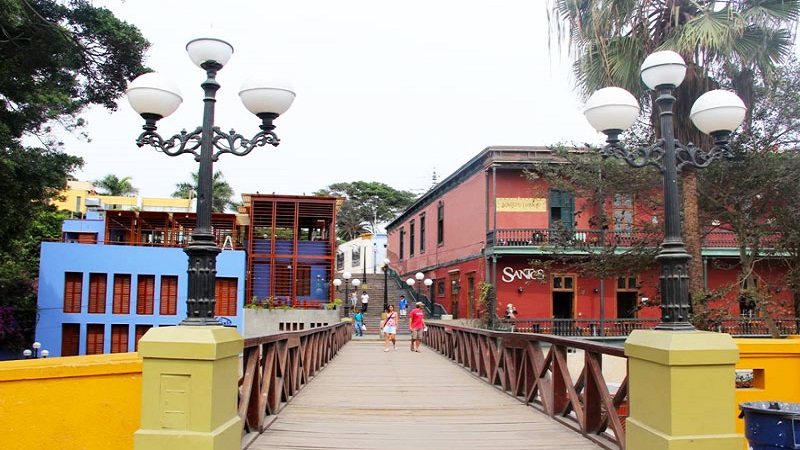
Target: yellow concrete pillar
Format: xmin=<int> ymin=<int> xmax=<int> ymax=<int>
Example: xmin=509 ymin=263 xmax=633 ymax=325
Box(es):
xmin=625 ymin=330 xmax=743 ymax=450
xmin=134 ymin=326 xmax=243 ymax=450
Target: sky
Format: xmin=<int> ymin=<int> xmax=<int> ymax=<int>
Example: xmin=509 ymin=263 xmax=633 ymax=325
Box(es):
xmin=56 ymin=0 xmax=603 ymax=199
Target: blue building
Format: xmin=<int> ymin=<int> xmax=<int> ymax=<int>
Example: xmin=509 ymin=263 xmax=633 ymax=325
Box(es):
xmin=36 ymin=194 xmax=339 ymax=357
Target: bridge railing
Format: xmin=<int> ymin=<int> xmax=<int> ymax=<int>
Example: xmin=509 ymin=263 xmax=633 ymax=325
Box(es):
xmin=238 ymin=322 xmax=351 ymax=444
xmin=425 ymin=323 xmax=628 ymax=450
xmin=501 ymin=317 xmax=800 ymax=337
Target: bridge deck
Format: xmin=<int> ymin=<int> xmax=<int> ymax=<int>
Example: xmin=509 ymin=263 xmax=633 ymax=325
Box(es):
xmin=248 ymin=337 xmax=602 ymax=450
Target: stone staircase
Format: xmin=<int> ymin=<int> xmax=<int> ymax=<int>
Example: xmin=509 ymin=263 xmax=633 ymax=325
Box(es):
xmin=347 ymin=274 xmax=410 ymax=337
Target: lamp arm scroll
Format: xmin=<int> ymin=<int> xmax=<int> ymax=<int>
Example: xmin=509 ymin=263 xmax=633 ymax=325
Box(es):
xmin=600 ymin=137 xmax=666 ymax=171
xmin=136 ymin=120 xmax=203 ymax=160
xmin=675 ymin=138 xmax=734 ymax=171
xmin=210 ymin=123 xmax=280 ymax=161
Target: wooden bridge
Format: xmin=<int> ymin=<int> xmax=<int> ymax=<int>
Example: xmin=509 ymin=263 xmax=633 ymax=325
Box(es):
xmin=239 ymin=324 xmax=627 ymax=450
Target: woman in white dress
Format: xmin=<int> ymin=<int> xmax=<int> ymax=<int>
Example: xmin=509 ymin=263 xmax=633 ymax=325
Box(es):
xmin=382 ymin=305 xmax=398 ymax=352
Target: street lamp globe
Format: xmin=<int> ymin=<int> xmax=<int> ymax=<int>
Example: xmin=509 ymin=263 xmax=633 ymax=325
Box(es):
xmin=22 ymin=349 xmax=32 ymax=358
xmin=415 ymin=272 xmax=425 ymax=282
xmin=690 ymin=90 xmax=747 ymax=135
xmin=640 ymin=50 xmax=687 ymax=90
xmin=333 ymin=279 xmax=342 ymax=288
xmin=185 ymin=37 xmax=234 ymax=68
xmin=424 ymin=278 xmax=433 ymax=288
xmin=406 ymin=278 xmax=415 ymax=287
xmin=40 ymin=350 xmax=49 ymax=358
xmin=239 ymin=74 xmax=296 ymax=116
xmin=583 ymin=87 xmax=640 ymax=133
xmin=352 ymin=279 xmax=361 ymax=288
xmin=343 ymin=271 xmax=352 ymax=281
xmin=126 ymin=72 xmax=183 ymax=119
xmin=384 ymin=258 xmax=390 ymax=265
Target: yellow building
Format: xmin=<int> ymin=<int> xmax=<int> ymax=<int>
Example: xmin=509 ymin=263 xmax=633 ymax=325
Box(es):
xmin=53 ymin=180 xmax=193 ymax=214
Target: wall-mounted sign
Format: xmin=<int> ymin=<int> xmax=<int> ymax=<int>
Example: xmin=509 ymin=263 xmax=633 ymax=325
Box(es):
xmin=501 ymin=267 xmax=545 ymax=283
xmin=496 ymin=197 xmax=546 ymax=212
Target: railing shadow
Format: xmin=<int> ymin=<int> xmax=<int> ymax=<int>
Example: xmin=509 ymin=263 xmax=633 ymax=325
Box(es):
xmin=238 ymin=322 xmax=351 ymax=447
xmin=424 ymin=323 xmax=628 ymax=450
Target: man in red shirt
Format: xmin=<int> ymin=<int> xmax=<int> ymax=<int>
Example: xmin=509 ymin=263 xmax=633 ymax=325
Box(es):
xmin=409 ymin=302 xmax=426 ymax=352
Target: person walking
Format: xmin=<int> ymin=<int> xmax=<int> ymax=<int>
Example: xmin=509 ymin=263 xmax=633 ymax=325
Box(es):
xmin=353 ymin=309 xmax=364 ymax=337
xmin=349 ymin=292 xmax=358 ymax=312
xmin=398 ymin=295 xmax=408 ymax=316
xmin=409 ymin=302 xmax=426 ymax=352
xmin=360 ymin=290 xmax=370 ymax=313
xmin=382 ymin=305 xmax=398 ymax=351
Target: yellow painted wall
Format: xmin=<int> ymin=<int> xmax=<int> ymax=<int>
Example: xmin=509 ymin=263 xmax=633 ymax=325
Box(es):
xmin=52 ymin=181 xmax=95 ymax=213
xmin=102 ymin=195 xmax=139 ymax=209
xmin=735 ymin=337 xmax=800 ymax=444
xmin=0 ymin=353 xmax=142 ymax=450
xmin=141 ymin=197 xmax=193 ymax=209
xmin=53 ymin=182 xmax=193 ymax=214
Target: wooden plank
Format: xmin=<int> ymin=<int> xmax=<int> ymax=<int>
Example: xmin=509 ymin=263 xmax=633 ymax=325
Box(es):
xmin=247 ymin=339 xmax=602 ymax=450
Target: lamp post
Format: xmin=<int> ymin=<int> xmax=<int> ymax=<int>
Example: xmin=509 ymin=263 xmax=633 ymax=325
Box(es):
xmin=362 ymin=244 xmax=367 ymax=285
xmin=583 ymin=50 xmax=745 ymax=331
xmin=352 ymin=277 xmax=362 ymax=312
xmin=382 ymin=258 xmax=390 ymax=312
xmin=22 ymin=341 xmax=49 ymax=359
xmin=126 ymin=37 xmax=294 ymax=326
xmin=341 ymin=271 xmax=352 ymax=316
xmin=406 ymin=272 xmax=433 ymax=316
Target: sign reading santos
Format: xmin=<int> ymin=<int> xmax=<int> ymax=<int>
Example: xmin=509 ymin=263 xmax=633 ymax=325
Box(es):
xmin=501 ymin=267 xmax=545 ymax=283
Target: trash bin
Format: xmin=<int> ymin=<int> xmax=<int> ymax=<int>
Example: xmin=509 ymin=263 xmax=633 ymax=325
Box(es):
xmin=739 ymin=401 xmax=800 ymax=449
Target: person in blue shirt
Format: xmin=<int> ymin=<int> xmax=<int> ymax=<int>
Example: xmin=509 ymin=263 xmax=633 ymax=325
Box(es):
xmin=398 ymin=295 xmax=408 ymax=316
xmin=353 ymin=310 xmax=364 ymax=336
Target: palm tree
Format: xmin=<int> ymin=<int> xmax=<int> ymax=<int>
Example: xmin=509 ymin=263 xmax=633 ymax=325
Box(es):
xmin=172 ymin=170 xmax=236 ymax=213
xmin=549 ymin=0 xmax=798 ymax=295
xmin=335 ymin=201 xmax=369 ymax=242
xmin=94 ymin=175 xmax=138 ymax=196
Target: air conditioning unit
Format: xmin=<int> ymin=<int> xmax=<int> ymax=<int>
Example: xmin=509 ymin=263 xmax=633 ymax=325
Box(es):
xmin=85 ymin=198 xmax=102 ymax=208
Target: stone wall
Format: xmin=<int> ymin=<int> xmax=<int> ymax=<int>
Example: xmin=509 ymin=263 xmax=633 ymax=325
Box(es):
xmin=244 ymin=308 xmax=342 ymax=337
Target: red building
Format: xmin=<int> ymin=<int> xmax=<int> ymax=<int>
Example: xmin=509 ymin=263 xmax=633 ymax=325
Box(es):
xmin=386 ymin=146 xmax=793 ymax=326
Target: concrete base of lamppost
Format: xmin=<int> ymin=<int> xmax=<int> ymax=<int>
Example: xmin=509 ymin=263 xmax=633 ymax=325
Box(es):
xmin=134 ymin=326 xmax=243 ymax=450
xmin=624 ymin=330 xmax=743 ymax=449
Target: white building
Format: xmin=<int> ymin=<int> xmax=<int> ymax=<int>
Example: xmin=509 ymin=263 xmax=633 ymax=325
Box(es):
xmin=336 ymin=233 xmax=388 ymax=276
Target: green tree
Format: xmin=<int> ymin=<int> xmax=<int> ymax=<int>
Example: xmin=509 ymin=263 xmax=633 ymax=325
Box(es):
xmin=526 ymin=149 xmax=663 ymax=308
xmin=94 ymin=174 xmax=138 ymax=196
xmin=0 ymin=206 xmax=70 ymax=351
xmin=549 ymin=0 xmax=798 ymax=296
xmin=0 ymin=0 xmax=149 ymax=352
xmin=313 ymin=181 xmax=417 ymax=241
xmin=0 ymin=0 xmax=149 ymax=147
xmin=698 ymin=58 xmax=800 ymax=328
xmin=172 ymin=170 xmax=237 ymax=213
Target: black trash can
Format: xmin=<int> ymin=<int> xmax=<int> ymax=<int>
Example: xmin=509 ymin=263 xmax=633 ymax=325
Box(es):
xmin=739 ymin=401 xmax=800 ymax=449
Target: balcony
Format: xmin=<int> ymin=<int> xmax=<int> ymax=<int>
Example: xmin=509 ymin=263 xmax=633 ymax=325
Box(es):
xmin=487 ymin=228 xmax=781 ymax=252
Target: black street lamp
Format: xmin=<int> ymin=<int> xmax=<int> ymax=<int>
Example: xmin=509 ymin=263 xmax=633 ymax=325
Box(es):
xmin=406 ymin=272 xmax=433 ymax=316
xmin=22 ymin=341 xmax=48 ymax=359
xmin=584 ymin=50 xmax=746 ymax=331
xmin=342 ymin=271 xmax=352 ymax=316
xmin=126 ymin=37 xmax=294 ymax=326
xmin=362 ymin=244 xmax=367 ymax=285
